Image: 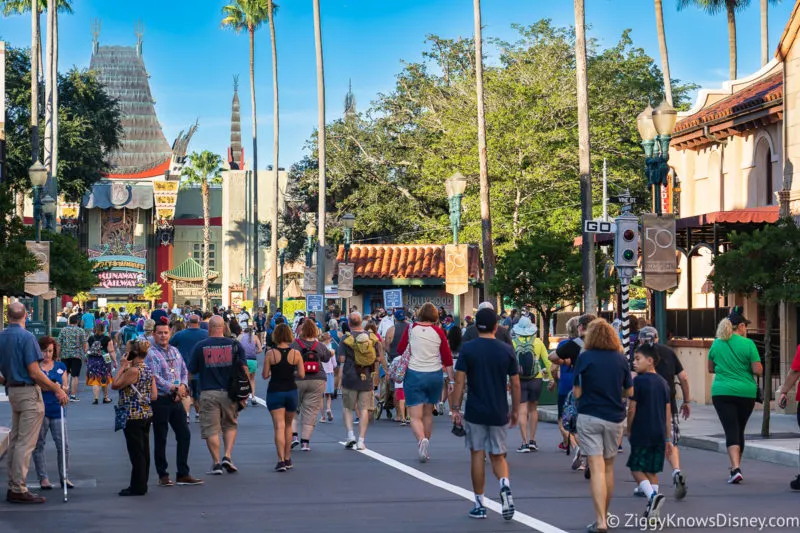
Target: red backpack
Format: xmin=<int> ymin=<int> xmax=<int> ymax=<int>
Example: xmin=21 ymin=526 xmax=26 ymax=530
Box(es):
xmin=297 ymin=339 xmax=320 ymax=374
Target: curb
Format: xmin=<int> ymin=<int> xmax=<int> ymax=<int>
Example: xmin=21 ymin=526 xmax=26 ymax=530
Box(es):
xmin=537 ymin=407 xmax=797 ymax=468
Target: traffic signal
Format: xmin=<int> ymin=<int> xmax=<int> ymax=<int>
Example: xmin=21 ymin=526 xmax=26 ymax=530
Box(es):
xmin=614 ymin=216 xmax=639 ymax=268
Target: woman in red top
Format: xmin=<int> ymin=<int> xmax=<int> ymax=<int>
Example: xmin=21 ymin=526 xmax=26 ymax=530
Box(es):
xmin=397 ymin=302 xmax=454 ymax=463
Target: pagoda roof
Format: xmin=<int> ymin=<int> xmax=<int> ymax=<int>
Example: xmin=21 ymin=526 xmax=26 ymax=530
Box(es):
xmin=90 ymin=45 xmax=173 ymax=178
xmin=161 ymin=257 xmax=219 ymax=283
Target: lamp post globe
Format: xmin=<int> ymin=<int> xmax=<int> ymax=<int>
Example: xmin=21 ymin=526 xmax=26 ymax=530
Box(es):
xmin=636 ymin=104 xmax=657 ymax=142
xmin=652 ymin=100 xmax=678 ymax=137
xmin=28 ymin=160 xmax=48 ymax=188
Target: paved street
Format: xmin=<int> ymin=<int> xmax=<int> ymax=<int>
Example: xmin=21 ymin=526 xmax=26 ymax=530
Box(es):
xmin=2 ymin=378 xmax=800 ymax=533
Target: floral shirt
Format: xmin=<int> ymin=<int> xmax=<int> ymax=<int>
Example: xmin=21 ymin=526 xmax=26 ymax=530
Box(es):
xmin=119 ymin=362 xmax=153 ymax=420
xmin=57 ymin=325 xmax=86 ymax=360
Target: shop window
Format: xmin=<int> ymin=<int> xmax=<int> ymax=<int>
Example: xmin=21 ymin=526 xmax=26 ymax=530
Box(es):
xmin=193 ymin=243 xmax=216 ymax=269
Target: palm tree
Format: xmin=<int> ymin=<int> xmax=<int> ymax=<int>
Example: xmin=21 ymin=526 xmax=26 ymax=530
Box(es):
xmin=472 ymin=0 xmax=496 ymax=306
xmin=222 ymin=0 xmax=269 ymax=303
xmin=574 ymin=0 xmax=595 ymax=313
xmin=181 ymin=151 xmax=224 ymax=311
xmin=655 ymin=0 xmax=673 ymax=105
xmin=312 ymin=0 xmax=326 ymax=297
xmin=760 ymin=0 xmax=780 ymax=67
xmin=267 ymin=1 xmax=280 ymax=309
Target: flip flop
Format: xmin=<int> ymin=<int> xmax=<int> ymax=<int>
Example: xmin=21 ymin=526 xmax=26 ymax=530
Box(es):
xmin=587 ymin=521 xmax=607 ymax=533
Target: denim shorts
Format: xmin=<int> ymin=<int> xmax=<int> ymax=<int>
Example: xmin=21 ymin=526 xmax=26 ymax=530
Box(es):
xmin=267 ymin=390 xmax=298 ymax=412
xmin=404 ymin=369 xmax=443 ymax=407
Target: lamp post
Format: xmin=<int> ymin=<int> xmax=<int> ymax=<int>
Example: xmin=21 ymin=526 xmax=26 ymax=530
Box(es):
xmin=41 ymin=194 xmax=56 ymax=335
xmin=445 ymin=172 xmax=467 ymax=327
xmin=278 ymin=236 xmax=288 ymax=311
xmin=637 ymin=100 xmax=677 ymax=342
xmin=29 ymin=161 xmax=48 ymax=322
xmin=341 ymin=213 xmax=355 ymax=312
xmin=305 ymin=221 xmax=316 ymax=268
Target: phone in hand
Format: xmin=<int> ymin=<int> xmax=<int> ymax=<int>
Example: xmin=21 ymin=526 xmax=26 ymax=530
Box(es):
xmin=779 ymin=394 xmax=789 ymax=409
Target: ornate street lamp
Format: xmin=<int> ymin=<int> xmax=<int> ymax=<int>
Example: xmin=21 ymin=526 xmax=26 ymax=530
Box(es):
xmin=305 ymin=221 xmax=316 ymax=268
xmin=278 ymin=236 xmax=289 ymax=311
xmin=445 ymin=172 xmax=468 ymax=327
xmin=29 ymin=161 xmax=47 ymax=243
xmin=41 ymin=194 xmax=57 ymax=232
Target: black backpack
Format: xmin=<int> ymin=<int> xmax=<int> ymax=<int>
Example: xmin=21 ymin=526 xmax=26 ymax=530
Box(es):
xmin=227 ymin=342 xmax=252 ymax=410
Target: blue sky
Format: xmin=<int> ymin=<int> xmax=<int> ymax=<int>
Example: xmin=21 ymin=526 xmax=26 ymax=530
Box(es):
xmin=1 ymin=0 xmax=796 ymax=170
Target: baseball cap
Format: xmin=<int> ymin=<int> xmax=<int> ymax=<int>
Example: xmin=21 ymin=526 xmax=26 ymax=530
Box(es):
xmin=475 ymin=308 xmax=497 ymax=332
xmin=394 ymin=309 xmax=406 ymax=321
xmin=464 ymin=315 xmax=473 ymax=322
xmin=477 ymin=301 xmax=495 ymax=311
xmin=728 ymin=306 xmax=751 ymax=326
xmin=638 ymin=326 xmax=658 ymax=345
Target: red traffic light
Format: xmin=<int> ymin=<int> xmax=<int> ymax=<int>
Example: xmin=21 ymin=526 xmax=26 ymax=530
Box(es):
xmin=623 ymin=229 xmax=636 ymax=241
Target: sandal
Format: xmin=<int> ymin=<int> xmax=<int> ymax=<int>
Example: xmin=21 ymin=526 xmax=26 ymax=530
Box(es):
xmin=103 ymin=398 xmax=112 ymax=404
xmin=587 ymin=521 xmax=607 ymax=533
xmin=40 ymin=480 xmax=53 ymax=490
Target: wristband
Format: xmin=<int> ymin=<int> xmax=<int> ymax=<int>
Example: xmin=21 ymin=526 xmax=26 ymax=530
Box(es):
xmin=448 ymin=380 xmax=455 ymax=385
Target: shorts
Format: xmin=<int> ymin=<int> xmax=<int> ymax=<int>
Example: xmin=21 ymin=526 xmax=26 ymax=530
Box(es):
xmin=464 ymin=420 xmax=508 ymax=455
xmin=247 ymin=359 xmax=258 ymax=374
xmin=325 ymin=373 xmax=335 ymax=395
xmin=626 ymin=445 xmax=666 ymax=474
xmin=199 ymin=390 xmax=239 ymax=439
xmin=394 ymin=386 xmax=406 ymax=402
xmin=63 ymin=358 xmax=83 ymax=378
xmin=404 ymin=369 xmax=443 ymax=407
xmin=297 ymin=380 xmax=325 ymax=425
xmin=267 ymin=389 xmax=299 ymax=412
xmin=557 ymin=393 xmax=568 ymax=420
xmin=576 ymin=413 xmax=624 ymax=459
xmin=342 ymin=388 xmax=374 ymax=412
xmin=520 ymin=378 xmax=543 ymax=403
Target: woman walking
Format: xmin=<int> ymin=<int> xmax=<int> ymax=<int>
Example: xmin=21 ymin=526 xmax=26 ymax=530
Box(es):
xmin=709 ymin=307 xmax=762 ymax=484
xmin=290 ymin=319 xmax=332 ymax=451
xmin=32 ymin=336 xmax=72 ymax=490
xmin=238 ymin=325 xmax=263 ymax=406
xmin=264 ymin=324 xmax=305 ymax=472
xmin=86 ymin=320 xmax=116 ymax=404
xmin=319 ymin=332 xmax=338 ymax=423
xmin=112 ymin=340 xmax=158 ymax=496
xmin=397 ymin=302 xmax=454 ymax=463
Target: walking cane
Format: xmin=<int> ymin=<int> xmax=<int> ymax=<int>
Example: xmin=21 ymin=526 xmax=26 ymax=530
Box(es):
xmin=60 ymin=406 xmax=68 ymax=503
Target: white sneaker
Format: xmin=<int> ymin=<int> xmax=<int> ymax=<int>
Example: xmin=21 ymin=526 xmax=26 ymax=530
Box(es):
xmin=418 ymin=438 xmax=430 ymax=463
xmin=356 ymin=439 xmax=366 ymax=450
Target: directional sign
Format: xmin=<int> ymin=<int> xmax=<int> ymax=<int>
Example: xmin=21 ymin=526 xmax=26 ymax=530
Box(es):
xmin=584 ymin=220 xmax=617 ymax=234
xmin=383 ymin=289 xmax=403 ymax=310
xmin=306 ymin=294 xmax=324 ymax=313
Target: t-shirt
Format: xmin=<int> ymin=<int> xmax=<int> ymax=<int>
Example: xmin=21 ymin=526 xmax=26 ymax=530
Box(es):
xmin=82 ymin=312 xmax=95 ymax=330
xmin=791 ymin=345 xmax=800 ymax=401
xmin=462 ymin=324 xmax=513 ymax=346
xmin=337 ymin=330 xmax=381 ymax=392
xmin=150 ymin=309 xmax=169 ymax=323
xmin=708 ymin=335 xmax=760 ymax=398
xmin=653 ymin=343 xmax=684 ymax=413
xmin=188 ymin=337 xmax=248 ymax=391
xmin=169 ymin=327 xmax=209 ymax=362
xmin=87 ymin=334 xmax=112 ymax=356
xmin=556 ymin=338 xmax=581 ymax=396
xmin=629 ymin=372 xmax=670 ymax=447
xmin=41 ymin=362 xmax=67 ymax=419
xmin=455 ymin=337 xmax=518 ymax=426
xmin=573 ymin=349 xmax=633 ymax=423
xmin=0 ymin=324 xmax=42 ymax=385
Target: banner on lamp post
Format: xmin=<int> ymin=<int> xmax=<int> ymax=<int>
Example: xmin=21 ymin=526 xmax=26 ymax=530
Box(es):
xmin=338 ymin=263 xmax=354 ymax=299
xmin=445 ymin=244 xmax=469 ymax=296
xmin=642 ymin=214 xmax=678 ymax=291
xmin=25 ymin=241 xmax=50 ymax=284
xmin=302 ymin=266 xmax=317 ymax=293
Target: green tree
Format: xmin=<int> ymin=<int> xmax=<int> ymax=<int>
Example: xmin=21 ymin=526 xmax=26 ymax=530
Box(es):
xmin=711 ymin=218 xmax=800 ymax=436
xmin=181 ymin=151 xmax=223 ymax=310
xmin=259 ymin=203 xmax=308 ymax=264
xmin=143 ymin=282 xmax=163 ymax=311
xmin=73 ymin=290 xmax=90 ymax=308
xmin=0 ymin=188 xmax=38 ymax=328
xmin=21 ymin=228 xmax=97 ymax=295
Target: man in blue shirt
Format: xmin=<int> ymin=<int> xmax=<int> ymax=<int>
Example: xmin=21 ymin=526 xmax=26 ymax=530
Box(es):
xmin=0 ymin=302 xmax=68 ymax=503
xmin=450 ymin=308 xmax=520 ymax=521
xmin=81 ymin=309 xmax=95 ymax=332
xmin=170 ymin=314 xmax=209 ymax=421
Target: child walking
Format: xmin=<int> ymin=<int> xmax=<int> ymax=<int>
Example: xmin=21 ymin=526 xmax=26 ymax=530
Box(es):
xmin=627 ymin=343 xmax=672 ymax=520
xmin=319 ymin=332 xmax=338 ymax=423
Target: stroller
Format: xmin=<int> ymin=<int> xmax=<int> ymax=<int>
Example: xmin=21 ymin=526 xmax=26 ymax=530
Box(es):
xmin=375 ymin=375 xmax=395 ymax=420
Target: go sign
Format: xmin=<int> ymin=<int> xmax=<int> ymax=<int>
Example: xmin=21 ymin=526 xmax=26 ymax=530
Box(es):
xmin=584 ymin=220 xmax=617 ymax=234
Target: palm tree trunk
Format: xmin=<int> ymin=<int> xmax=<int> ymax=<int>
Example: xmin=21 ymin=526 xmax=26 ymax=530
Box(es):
xmin=574 ymin=0 xmax=595 ymax=313
xmin=52 ymin=6 xmax=59 ymax=194
xmin=31 ymin=0 xmax=40 ymax=163
xmin=761 ymin=303 xmax=774 ymax=436
xmin=202 ymin=181 xmax=210 ymax=312
xmin=268 ymin=2 xmax=280 ymax=311
xmin=473 ymin=0 xmax=496 ymax=306
xmin=654 ymin=0 xmax=673 ymax=106
xmin=312 ymin=0 xmax=326 ymax=298
xmin=727 ymin=4 xmax=737 ymax=80
xmin=249 ymin=26 xmax=260 ymax=304
xmin=44 ymin=2 xmax=53 ymax=175
xmin=761 ymin=0 xmax=769 ymax=67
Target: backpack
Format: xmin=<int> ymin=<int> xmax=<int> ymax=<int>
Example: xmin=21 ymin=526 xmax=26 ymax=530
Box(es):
xmin=343 ymin=331 xmax=378 ymax=370
xmin=227 ymin=342 xmax=252 ymax=410
xmin=121 ymin=325 xmax=138 ymax=345
xmin=297 ymin=339 xmax=321 ymax=374
xmin=514 ymin=336 xmax=543 ymax=379
xmin=562 ymin=391 xmax=579 ymax=434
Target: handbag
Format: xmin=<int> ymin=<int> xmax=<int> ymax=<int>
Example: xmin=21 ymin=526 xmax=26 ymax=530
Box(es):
xmin=388 ymin=344 xmax=412 ymax=383
xmin=114 ymin=385 xmax=144 ymax=432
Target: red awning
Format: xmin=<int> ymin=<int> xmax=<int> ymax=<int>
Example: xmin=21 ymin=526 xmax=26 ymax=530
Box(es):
xmin=676 ymin=206 xmax=780 ymax=229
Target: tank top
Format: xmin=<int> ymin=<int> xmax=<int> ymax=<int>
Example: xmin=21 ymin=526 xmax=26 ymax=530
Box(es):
xmin=388 ymin=321 xmax=409 ymax=360
xmin=239 ymin=334 xmax=259 ymax=360
xmin=267 ymin=347 xmax=297 ymax=393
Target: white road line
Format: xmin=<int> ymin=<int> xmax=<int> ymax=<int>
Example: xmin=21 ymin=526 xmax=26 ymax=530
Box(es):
xmin=338 ymin=441 xmax=568 ymax=533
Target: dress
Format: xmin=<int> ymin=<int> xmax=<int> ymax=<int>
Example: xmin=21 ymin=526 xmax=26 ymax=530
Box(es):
xmin=86 ymin=334 xmax=113 ymax=386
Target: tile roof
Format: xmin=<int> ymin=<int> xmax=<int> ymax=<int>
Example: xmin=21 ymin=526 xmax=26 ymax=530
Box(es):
xmin=160 ymin=257 xmax=219 ymax=283
xmin=336 ymin=244 xmax=481 ymax=280
xmin=673 ymin=72 xmax=783 ymax=135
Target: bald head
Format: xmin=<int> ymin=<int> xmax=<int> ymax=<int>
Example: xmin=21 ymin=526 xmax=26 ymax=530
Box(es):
xmin=7 ymin=302 xmax=26 ymax=323
xmin=348 ymin=311 xmax=363 ymax=329
xmin=208 ymin=315 xmax=225 ymax=337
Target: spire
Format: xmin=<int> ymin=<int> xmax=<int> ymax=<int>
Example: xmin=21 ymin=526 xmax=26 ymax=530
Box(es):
xmin=229 ymin=75 xmax=244 ymax=170
xmin=344 ymin=79 xmax=356 ymax=119
xmin=91 ymin=18 xmax=101 ymax=55
xmin=135 ymin=20 xmax=144 ymax=57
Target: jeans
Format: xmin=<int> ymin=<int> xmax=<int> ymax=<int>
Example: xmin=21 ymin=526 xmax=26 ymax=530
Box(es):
xmin=152 ymin=396 xmax=191 ymax=478
xmin=124 ymin=418 xmax=152 ymax=494
xmin=6 ymin=386 xmax=44 ymax=493
xmin=32 ymin=416 xmax=70 ymax=483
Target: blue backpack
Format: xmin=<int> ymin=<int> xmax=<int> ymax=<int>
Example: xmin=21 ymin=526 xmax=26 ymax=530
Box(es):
xmin=561 ymin=391 xmax=578 ymax=434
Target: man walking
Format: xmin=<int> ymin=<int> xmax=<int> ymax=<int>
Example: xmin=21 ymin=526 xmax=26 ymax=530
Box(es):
xmin=0 ymin=302 xmax=68 ymax=503
xmin=338 ymin=312 xmax=383 ymax=450
xmin=450 ymin=308 xmax=520 ymax=520
xmin=57 ymin=314 xmax=88 ymax=401
xmin=170 ymin=314 xmax=209 ymax=422
xmin=462 ymin=302 xmax=512 ymax=346
xmin=145 ymin=317 xmax=202 ymax=487
xmin=188 ymin=316 xmax=249 ymax=475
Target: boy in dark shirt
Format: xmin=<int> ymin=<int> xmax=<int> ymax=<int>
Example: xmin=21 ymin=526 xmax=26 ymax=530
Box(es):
xmin=626 ymin=343 xmax=671 ymax=521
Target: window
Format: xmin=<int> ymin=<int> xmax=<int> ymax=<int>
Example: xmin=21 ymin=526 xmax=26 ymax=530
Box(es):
xmin=765 ymin=147 xmax=773 ymax=205
xmin=192 ymin=243 xmax=216 ymax=269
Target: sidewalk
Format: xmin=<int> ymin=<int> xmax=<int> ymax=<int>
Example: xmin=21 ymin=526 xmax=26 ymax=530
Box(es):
xmin=539 ymin=403 xmax=800 ymax=468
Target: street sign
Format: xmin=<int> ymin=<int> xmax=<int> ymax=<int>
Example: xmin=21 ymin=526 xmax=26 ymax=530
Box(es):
xmin=383 ymin=289 xmax=403 ymax=310
xmin=584 ymin=220 xmax=617 ymax=234
xmin=642 ymin=214 xmax=678 ymax=291
xmin=306 ymin=294 xmax=324 ymax=313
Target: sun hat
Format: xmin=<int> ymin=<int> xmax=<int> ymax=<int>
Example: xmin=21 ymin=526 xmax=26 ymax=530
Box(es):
xmin=512 ymin=316 xmax=538 ymax=337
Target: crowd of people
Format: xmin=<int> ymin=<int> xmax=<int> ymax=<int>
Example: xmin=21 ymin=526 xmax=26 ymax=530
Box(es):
xmin=0 ymin=296 xmax=787 ymax=531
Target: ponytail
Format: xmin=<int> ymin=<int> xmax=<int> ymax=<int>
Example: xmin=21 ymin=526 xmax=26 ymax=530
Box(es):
xmin=716 ymin=318 xmax=733 ymax=341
